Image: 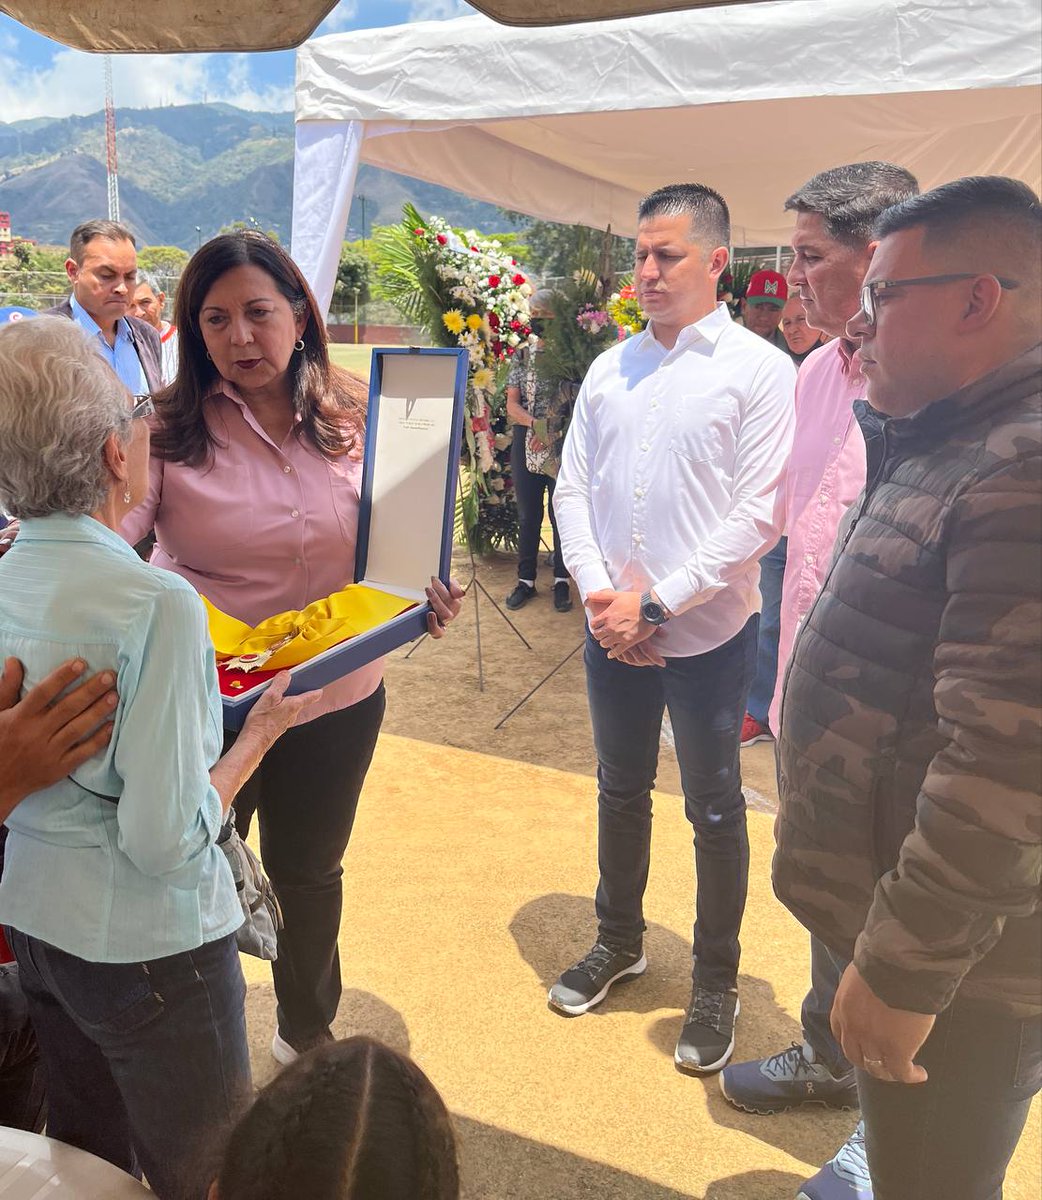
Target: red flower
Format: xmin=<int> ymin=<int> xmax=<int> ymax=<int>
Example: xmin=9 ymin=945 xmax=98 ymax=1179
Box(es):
xmin=436 ymin=234 xmax=448 ymax=245
xmin=510 ymin=319 xmax=521 ymax=331
xmin=487 ymin=312 xmax=500 ymax=330
xmin=413 ymin=227 xmax=425 ymax=236
xmin=488 ymin=274 xmax=501 ymax=288
xmin=521 ymin=327 xmax=531 ymax=338
xmin=471 ymin=416 xmax=490 ymax=433
xmin=505 ymin=345 xmax=515 ymax=356
xmin=511 ymin=273 xmax=525 ymax=285
xmin=491 ymin=339 xmax=503 ymax=355
xmin=511 ymin=259 xmax=517 ymax=266
xmin=471 ymin=245 xmax=479 ymax=252
xmin=619 ymin=285 xmax=636 ymax=300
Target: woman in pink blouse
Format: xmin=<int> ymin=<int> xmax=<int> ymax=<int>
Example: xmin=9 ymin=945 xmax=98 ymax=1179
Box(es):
xmin=123 ymin=232 xmax=463 ymax=1064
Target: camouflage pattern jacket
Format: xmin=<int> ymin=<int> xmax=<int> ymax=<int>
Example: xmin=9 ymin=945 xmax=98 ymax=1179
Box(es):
xmin=774 ymin=343 xmax=1042 ymax=1019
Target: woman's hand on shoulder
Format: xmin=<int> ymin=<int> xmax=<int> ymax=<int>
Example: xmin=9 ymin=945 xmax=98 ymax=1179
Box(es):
xmin=425 ymin=576 xmax=466 ymax=639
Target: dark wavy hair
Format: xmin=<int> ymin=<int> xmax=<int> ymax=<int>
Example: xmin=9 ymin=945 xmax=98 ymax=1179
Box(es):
xmin=213 ymin=1037 xmax=460 ymax=1200
xmin=152 ymin=231 xmax=366 ymax=467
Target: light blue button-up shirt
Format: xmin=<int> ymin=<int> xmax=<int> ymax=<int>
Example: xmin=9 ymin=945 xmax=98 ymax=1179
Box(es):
xmin=0 ymin=514 xmax=241 ymax=963
xmin=70 ymin=295 xmax=148 ymax=395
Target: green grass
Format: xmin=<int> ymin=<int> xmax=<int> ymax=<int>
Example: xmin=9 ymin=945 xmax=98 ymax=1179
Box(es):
xmin=328 ymin=343 xmax=377 ymax=380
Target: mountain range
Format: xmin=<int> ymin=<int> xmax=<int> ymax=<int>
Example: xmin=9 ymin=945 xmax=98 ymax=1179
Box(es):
xmin=0 ymin=103 xmax=507 ymax=250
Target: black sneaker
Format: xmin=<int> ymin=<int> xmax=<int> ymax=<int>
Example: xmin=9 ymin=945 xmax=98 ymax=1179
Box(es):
xmin=505 ymin=582 xmax=536 ymax=610
xmin=674 ymin=986 xmax=740 ymax=1074
xmin=553 ymin=580 xmax=573 ymax=612
xmin=548 ymin=940 xmax=647 ymax=1015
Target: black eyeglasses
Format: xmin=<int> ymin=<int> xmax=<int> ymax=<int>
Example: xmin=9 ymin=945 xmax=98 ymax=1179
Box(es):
xmin=859 ymin=273 xmax=1020 ymax=326
xmin=131 ymin=395 xmax=155 ymax=420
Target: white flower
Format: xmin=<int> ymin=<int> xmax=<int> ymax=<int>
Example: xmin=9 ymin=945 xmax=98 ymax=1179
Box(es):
xmin=519 ymin=282 xmax=533 ymax=297
xmin=507 ymin=332 xmax=521 ymax=347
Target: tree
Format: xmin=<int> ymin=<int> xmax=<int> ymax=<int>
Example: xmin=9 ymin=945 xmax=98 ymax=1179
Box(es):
xmin=139 ymin=245 xmax=189 ymax=273
xmin=218 ymin=220 xmax=281 ymax=243
xmin=333 ymin=245 xmax=372 ymax=310
xmin=500 ymin=211 xmax=634 ymax=282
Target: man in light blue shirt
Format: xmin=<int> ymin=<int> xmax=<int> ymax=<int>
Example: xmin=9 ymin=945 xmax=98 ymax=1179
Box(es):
xmin=44 ymin=219 xmax=164 ymax=396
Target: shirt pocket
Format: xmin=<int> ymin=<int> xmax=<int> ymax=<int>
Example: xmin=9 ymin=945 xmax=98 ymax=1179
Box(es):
xmin=163 ymin=462 xmax=255 ymax=556
xmin=670 ymin=395 xmax=735 ymax=464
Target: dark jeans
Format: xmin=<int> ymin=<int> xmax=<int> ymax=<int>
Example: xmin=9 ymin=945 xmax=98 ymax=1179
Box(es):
xmin=8 ymin=929 xmax=249 ymax=1200
xmin=0 ymin=961 xmax=45 ymax=1132
xmin=801 ymin=935 xmax=852 ymax=1075
xmin=746 ymin=536 xmax=786 ymax=726
xmin=586 ymin=615 xmax=757 ymax=992
xmin=512 ymin=426 xmax=565 ymax=581
xmin=858 ymin=999 xmax=1041 ymax=1199
xmin=227 ymin=683 xmax=386 ymax=1043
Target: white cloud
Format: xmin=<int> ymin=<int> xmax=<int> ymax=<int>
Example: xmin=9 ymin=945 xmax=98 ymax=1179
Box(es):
xmin=0 ymin=47 xmax=291 ymax=123
xmin=316 ymin=1 xmax=361 ymax=33
xmin=408 ymin=0 xmax=475 ymax=19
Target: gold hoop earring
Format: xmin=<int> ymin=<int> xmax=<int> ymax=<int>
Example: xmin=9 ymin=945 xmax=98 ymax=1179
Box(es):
xmin=294 ymin=339 xmax=305 ymax=352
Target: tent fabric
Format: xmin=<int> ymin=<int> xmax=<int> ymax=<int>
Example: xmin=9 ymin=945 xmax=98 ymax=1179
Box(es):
xmin=0 ymin=0 xmax=768 ymax=52
xmin=468 ymin=0 xmax=783 ymax=24
xmin=0 ymin=0 xmax=341 ymax=52
xmin=291 ymin=0 xmax=1041 ymax=315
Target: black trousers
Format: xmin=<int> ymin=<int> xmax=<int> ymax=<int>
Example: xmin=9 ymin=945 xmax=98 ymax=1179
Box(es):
xmin=0 ymin=962 xmax=45 ymax=1133
xmin=224 ymin=684 xmax=386 ymax=1043
xmin=858 ymin=998 xmax=1041 ymax=1199
xmin=512 ymin=426 xmax=565 ymax=582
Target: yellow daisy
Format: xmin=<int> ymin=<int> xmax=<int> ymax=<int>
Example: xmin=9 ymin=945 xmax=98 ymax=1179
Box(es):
xmin=465 ymin=313 xmax=484 ymax=331
xmin=442 ymin=309 xmax=465 ymax=335
xmin=471 ymin=367 xmax=494 ymax=391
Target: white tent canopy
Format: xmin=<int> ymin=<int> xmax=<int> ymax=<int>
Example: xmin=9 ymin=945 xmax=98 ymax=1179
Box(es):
xmin=292 ymin=0 xmax=1041 ymax=314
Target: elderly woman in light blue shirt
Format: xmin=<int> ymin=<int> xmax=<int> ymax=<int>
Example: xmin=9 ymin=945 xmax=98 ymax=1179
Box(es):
xmin=0 ymin=317 xmax=314 ymax=1200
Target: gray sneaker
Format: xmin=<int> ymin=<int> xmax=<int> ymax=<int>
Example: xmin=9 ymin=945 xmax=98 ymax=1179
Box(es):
xmin=720 ymin=1041 xmax=860 ymax=1114
xmin=797 ymin=1121 xmax=872 ymax=1200
xmin=548 ymin=940 xmax=646 ymax=1015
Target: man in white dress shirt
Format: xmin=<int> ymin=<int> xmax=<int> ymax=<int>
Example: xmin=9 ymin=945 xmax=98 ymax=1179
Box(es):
xmin=549 ymin=184 xmax=796 ymax=1074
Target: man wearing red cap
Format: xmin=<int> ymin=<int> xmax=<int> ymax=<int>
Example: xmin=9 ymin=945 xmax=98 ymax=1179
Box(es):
xmin=741 ymin=268 xmax=790 ymax=353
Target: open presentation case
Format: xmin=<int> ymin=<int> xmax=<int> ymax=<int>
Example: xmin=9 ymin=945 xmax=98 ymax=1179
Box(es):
xmin=218 ymin=346 xmax=468 ymax=729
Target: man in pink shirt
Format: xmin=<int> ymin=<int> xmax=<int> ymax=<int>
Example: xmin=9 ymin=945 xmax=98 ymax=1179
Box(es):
xmin=720 ymin=162 xmax=919 ymax=1200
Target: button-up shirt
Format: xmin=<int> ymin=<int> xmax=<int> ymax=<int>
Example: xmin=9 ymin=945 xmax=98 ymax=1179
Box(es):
xmin=0 ymin=515 xmax=240 ymax=963
xmin=555 ymin=303 xmax=796 ymax=657
xmin=70 ymin=295 xmax=148 ymax=395
xmin=121 ymin=386 xmax=381 ymax=721
xmin=768 ymin=338 xmax=867 ymax=731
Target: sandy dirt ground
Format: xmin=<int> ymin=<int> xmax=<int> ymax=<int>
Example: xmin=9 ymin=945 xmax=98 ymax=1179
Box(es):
xmin=381 ymin=546 xmax=781 ymax=811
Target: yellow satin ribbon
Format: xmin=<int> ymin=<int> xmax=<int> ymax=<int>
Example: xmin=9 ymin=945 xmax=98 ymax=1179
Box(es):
xmin=203 ymin=585 xmax=414 ymax=671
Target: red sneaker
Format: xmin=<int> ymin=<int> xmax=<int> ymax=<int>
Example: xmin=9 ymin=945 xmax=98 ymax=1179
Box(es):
xmin=740 ymin=713 xmax=774 ymax=748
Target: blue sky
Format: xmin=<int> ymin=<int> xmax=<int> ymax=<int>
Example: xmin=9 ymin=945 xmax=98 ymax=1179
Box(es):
xmin=0 ymin=0 xmax=475 ymax=122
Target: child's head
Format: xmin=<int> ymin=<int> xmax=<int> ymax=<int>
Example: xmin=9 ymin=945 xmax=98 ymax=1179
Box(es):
xmin=211 ymin=1036 xmax=460 ymax=1200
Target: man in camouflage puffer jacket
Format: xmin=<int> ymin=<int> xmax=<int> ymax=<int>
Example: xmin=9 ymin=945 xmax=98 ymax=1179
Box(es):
xmin=774 ymin=176 xmax=1041 ymax=1200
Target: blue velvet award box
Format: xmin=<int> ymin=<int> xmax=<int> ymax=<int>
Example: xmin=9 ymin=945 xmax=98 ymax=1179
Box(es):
xmin=217 ymin=346 xmax=468 ymax=729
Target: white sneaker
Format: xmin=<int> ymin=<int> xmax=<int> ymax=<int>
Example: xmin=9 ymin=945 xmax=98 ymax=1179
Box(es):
xmin=271 ymin=1030 xmax=299 ymax=1066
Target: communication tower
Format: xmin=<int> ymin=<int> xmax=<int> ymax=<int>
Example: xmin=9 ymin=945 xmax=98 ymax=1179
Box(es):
xmin=103 ymin=56 xmax=120 ymax=222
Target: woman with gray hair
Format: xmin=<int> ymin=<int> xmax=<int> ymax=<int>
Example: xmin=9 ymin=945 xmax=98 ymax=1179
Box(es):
xmin=0 ymin=316 xmax=315 ymax=1199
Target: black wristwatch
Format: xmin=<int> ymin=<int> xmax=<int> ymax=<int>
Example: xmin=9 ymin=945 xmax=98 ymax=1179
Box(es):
xmin=640 ymin=591 xmax=669 ymax=626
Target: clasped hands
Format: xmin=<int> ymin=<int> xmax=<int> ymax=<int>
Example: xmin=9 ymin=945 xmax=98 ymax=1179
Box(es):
xmin=586 ymin=589 xmax=665 ymax=668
